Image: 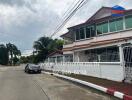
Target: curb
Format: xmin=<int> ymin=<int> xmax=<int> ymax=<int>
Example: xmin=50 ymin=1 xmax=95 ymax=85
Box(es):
xmin=43 ymin=71 xmax=132 ymax=100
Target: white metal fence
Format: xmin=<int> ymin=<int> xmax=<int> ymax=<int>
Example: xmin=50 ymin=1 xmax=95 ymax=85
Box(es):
xmin=40 ymin=62 xmax=124 ymax=82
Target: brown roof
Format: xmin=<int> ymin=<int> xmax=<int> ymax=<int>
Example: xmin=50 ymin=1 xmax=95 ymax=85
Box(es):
xmin=69 ymin=8 xmax=132 ymax=29
xmin=85 ymin=7 xmax=112 ymax=23
xmin=63 ymin=36 xmax=132 ymax=52
xmin=48 ymin=50 xmax=63 ymax=57
xmin=60 ymin=31 xmax=69 ymax=38
xmin=61 ymin=7 xmax=132 ymax=37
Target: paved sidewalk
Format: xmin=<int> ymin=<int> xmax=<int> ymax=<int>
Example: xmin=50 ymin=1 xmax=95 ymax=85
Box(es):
xmin=34 ymin=73 xmax=119 ymax=100
xmin=66 ymin=74 xmax=132 ymax=96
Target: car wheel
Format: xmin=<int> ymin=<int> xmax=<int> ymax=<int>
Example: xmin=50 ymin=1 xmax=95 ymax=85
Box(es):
xmin=28 ymin=70 xmax=31 ymax=74
xmin=38 ymin=71 xmax=41 ymax=74
xmin=25 ymin=70 xmax=27 ymax=73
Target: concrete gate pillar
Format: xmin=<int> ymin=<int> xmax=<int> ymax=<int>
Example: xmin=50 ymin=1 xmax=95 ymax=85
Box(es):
xmin=118 ymin=44 xmax=125 ymax=80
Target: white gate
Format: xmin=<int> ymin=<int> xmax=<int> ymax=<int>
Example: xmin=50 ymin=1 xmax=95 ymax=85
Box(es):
xmin=123 ymin=46 xmax=132 ymax=83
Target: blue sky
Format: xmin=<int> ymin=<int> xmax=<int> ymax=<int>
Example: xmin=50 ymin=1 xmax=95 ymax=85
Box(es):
xmin=0 ymin=0 xmax=132 ymax=55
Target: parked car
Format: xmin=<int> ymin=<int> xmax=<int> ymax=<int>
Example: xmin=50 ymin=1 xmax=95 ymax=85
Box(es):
xmin=25 ymin=64 xmax=41 ymax=73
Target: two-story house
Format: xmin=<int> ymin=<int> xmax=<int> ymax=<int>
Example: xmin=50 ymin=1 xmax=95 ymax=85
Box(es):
xmin=45 ymin=6 xmax=132 ymax=83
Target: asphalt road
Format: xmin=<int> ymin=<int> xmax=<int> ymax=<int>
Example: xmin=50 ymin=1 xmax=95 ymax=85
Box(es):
xmin=0 ymin=66 xmax=49 ymax=100
xmin=0 ymin=66 xmax=120 ymax=100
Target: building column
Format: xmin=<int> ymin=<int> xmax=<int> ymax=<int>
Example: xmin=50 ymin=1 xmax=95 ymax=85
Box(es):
xmin=98 ymin=55 xmax=101 ymax=62
xmin=54 ymin=56 xmax=57 ymax=64
xmin=77 ymin=52 xmax=80 ymax=62
xmin=72 ymin=52 xmax=75 ymax=62
xmin=63 ymin=56 xmax=65 ymax=62
xmin=119 ymin=44 xmax=124 ymax=64
xmin=48 ymin=57 xmax=50 ymax=63
xmin=118 ymin=44 xmax=125 ymax=79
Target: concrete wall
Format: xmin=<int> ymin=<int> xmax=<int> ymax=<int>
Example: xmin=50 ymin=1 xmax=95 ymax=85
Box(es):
xmin=40 ymin=62 xmax=124 ymax=82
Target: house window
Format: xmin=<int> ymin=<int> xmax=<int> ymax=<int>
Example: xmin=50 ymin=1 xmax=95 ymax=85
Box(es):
xmin=86 ymin=26 xmax=95 ymax=38
xmin=106 ymin=47 xmax=119 ymax=62
xmin=65 ymin=55 xmax=73 ymax=62
xmin=109 ymin=18 xmax=123 ymax=32
xmin=49 ymin=57 xmax=56 ymax=63
xmin=79 ymin=28 xmax=85 ymax=39
xmin=109 ymin=20 xmax=116 ymax=32
xmin=85 ymin=46 xmax=119 ymax=62
xmin=96 ymin=21 xmax=108 ymax=35
xmin=96 ymin=24 xmax=102 ymax=35
xmin=116 ymin=18 xmax=123 ymax=31
xmin=86 ymin=27 xmax=91 ymax=38
xmin=102 ymin=22 xmax=108 ymax=33
xmin=91 ymin=26 xmax=96 ymax=37
xmin=125 ymin=15 xmax=132 ymax=29
xmin=57 ymin=56 xmax=63 ymax=62
xmin=75 ymin=29 xmax=80 ymax=40
xmin=75 ymin=27 xmax=85 ymax=40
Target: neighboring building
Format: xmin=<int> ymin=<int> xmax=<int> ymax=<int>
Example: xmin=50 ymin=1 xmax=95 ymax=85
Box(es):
xmin=45 ymin=6 xmax=132 ymax=83
xmin=47 ymin=50 xmax=73 ymax=63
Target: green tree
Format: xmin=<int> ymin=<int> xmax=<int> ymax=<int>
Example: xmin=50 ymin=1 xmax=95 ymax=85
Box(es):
xmin=13 ymin=57 xmax=19 ymax=65
xmin=6 ymin=43 xmax=21 ymax=65
xmin=20 ymin=55 xmax=35 ymax=64
xmin=33 ymin=37 xmax=64 ymax=63
xmin=6 ymin=43 xmax=13 ymax=65
xmin=0 ymin=44 xmax=8 ymax=65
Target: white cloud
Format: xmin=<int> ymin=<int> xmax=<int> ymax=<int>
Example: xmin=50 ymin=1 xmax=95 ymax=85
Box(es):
xmin=21 ymin=49 xmax=33 ymax=57
xmin=0 ymin=0 xmax=131 ymax=54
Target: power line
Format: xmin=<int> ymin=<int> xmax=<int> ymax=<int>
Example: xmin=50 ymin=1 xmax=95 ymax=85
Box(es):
xmin=51 ymin=0 xmax=90 ymax=37
xmin=62 ymin=0 xmax=79 ymax=18
xmin=51 ymin=0 xmax=81 ymax=37
xmin=62 ymin=0 xmax=82 ymax=20
xmin=63 ymin=0 xmax=90 ymax=20
xmin=51 ymin=0 xmax=85 ymax=37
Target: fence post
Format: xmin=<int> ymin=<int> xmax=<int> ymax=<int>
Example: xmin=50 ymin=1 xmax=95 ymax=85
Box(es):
xmin=99 ymin=62 xmax=102 ymax=78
